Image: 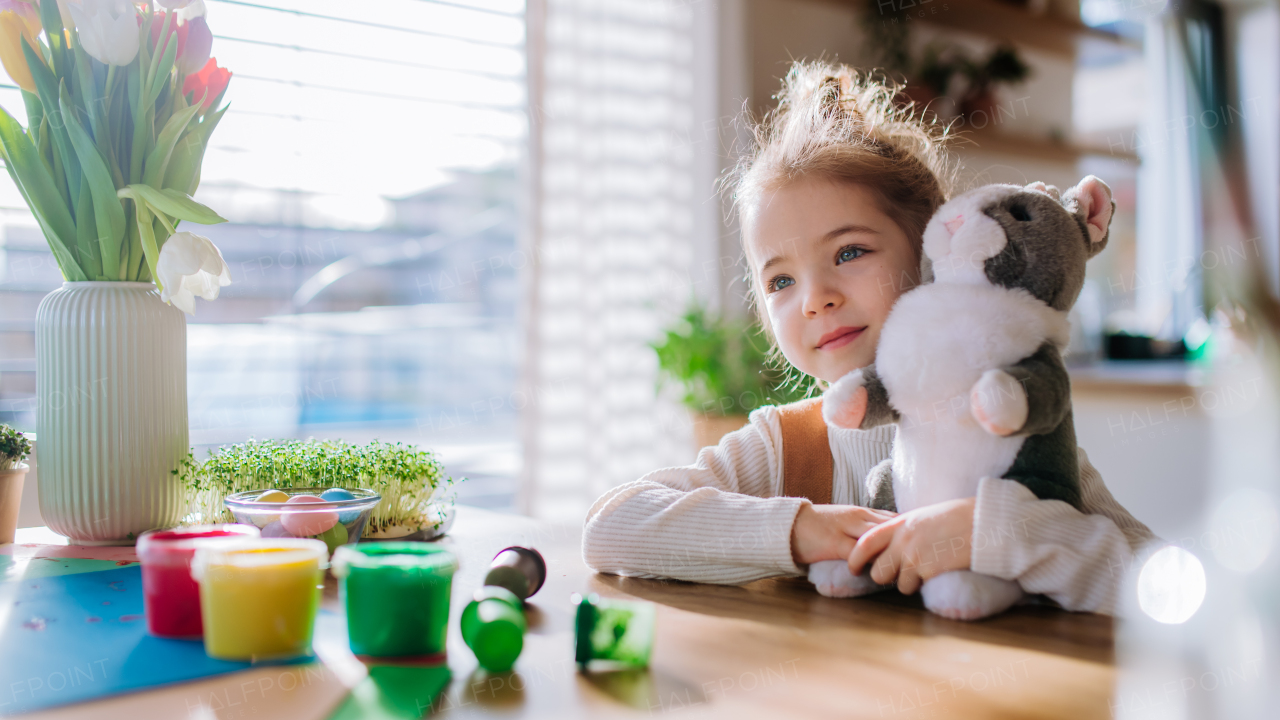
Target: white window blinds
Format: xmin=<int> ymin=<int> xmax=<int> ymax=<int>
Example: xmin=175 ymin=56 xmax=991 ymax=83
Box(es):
xmin=523 ymin=0 xmax=706 ymax=520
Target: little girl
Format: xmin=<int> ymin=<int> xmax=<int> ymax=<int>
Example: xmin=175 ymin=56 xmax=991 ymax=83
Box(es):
xmin=582 ymin=61 xmax=1156 ymax=615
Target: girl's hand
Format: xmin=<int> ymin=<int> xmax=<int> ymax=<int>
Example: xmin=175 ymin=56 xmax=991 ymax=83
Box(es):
xmin=845 ymin=497 xmax=976 ymax=595
xmin=790 ymin=503 xmax=898 ymax=566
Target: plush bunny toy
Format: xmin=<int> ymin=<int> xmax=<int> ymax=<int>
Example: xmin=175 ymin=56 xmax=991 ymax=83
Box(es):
xmin=809 ymin=176 xmax=1115 ymax=620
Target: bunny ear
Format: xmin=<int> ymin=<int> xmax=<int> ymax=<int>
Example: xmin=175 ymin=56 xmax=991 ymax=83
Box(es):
xmin=1070 ymin=175 xmax=1114 ymax=254
xmin=1024 ymin=181 xmax=1061 ymax=201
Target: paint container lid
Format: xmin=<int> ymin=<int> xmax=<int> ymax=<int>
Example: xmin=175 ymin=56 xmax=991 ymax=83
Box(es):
xmin=330 ymin=542 xmax=458 ymax=579
xmin=137 ymin=525 xmax=260 ymax=566
xmin=191 ymin=538 xmax=329 ymax=582
xmin=461 ymin=586 xmax=527 ymax=673
xmin=572 ymin=592 xmax=656 ymax=669
xmin=483 ymin=546 xmax=547 ymax=600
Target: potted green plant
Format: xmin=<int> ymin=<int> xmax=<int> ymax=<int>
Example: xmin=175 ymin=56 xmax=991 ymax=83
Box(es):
xmin=177 ymin=439 xmax=459 ymax=539
xmin=958 ymin=46 xmax=1031 ymax=122
xmin=652 ymin=306 xmax=815 ymax=450
xmin=0 ymin=425 xmax=32 ymax=544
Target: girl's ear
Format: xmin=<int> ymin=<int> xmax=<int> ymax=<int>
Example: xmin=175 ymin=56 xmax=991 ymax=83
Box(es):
xmin=1070 ymin=175 xmax=1114 ymax=253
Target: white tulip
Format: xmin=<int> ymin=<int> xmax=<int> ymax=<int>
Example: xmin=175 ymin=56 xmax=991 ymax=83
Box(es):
xmin=177 ymin=0 xmax=206 ymax=20
xmin=67 ymin=0 xmax=139 ymax=66
xmin=155 ymin=231 xmax=231 ymax=315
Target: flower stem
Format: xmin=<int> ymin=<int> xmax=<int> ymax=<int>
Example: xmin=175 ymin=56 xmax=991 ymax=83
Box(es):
xmin=153 ymin=207 xmax=176 ymax=240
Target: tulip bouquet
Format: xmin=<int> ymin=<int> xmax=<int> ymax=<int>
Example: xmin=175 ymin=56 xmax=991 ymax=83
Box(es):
xmin=0 ymin=0 xmax=232 ymax=313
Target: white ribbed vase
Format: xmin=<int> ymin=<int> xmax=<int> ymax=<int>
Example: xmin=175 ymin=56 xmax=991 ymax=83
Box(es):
xmin=36 ymin=282 xmax=188 ymax=544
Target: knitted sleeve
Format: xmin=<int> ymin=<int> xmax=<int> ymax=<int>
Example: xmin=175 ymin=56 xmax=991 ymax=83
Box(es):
xmin=581 ymin=405 xmax=810 ymax=584
xmin=970 ymin=448 xmax=1161 ymax=615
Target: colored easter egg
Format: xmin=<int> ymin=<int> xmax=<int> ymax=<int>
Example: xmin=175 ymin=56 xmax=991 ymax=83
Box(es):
xmin=317 ymin=522 xmax=348 ymax=553
xmin=252 ymin=489 xmax=290 ymax=527
xmin=321 ymin=488 xmax=361 ymax=524
xmin=281 ymin=495 xmax=339 ymax=536
xmin=261 ymin=520 xmax=291 ymax=538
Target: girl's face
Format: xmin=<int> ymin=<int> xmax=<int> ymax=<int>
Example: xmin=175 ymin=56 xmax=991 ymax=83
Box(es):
xmin=744 ymin=177 xmax=921 ymax=384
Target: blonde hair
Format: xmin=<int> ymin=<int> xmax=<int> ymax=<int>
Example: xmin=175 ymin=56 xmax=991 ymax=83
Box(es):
xmin=725 ymin=61 xmax=953 ymax=322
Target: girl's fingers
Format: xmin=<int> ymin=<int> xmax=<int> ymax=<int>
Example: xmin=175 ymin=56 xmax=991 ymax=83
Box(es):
xmin=841 ymin=517 xmax=886 ymax=540
xmin=897 ymin=558 xmax=923 ymax=595
xmin=870 ymin=536 xmax=903 ymax=585
xmin=847 ymin=521 xmax=897 ymax=574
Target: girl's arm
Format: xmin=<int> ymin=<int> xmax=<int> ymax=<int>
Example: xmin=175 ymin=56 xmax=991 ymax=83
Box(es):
xmin=582 ymin=406 xmax=810 ymax=584
xmin=970 ymin=447 xmax=1160 ymax=614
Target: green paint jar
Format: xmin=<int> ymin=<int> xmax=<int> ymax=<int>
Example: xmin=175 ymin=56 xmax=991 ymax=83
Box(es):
xmin=460 ymin=586 xmax=527 ymax=673
xmin=331 ymin=542 xmax=458 ymax=658
xmin=572 ymin=593 xmax=656 ymax=670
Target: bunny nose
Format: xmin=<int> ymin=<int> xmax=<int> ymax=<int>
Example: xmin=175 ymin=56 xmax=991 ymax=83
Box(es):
xmin=944 ymin=215 xmax=965 ymax=235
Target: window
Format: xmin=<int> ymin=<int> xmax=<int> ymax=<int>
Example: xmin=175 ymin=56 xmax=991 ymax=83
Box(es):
xmin=0 ymin=0 xmax=526 ymax=509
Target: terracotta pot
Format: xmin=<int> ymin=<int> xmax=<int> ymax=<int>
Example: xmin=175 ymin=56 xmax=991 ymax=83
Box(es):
xmin=0 ymin=463 xmax=29 ymax=544
xmin=691 ymin=414 xmax=750 ymax=452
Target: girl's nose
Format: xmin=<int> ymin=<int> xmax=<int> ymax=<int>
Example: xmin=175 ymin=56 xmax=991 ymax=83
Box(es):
xmin=944 ymin=215 xmax=965 ymax=235
xmin=802 ymin=281 xmax=843 ymax=316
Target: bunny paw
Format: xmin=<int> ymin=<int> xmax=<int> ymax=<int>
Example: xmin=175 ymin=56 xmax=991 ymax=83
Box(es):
xmin=921 ymin=571 xmax=1023 ymax=621
xmin=809 ymin=560 xmax=884 ymax=598
xmin=823 ymin=370 xmax=869 ymax=430
xmin=970 ymin=370 xmax=1027 ymax=437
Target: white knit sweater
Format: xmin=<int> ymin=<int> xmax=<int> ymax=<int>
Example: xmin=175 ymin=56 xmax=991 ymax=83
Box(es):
xmin=582 ymin=404 xmax=1159 ymax=615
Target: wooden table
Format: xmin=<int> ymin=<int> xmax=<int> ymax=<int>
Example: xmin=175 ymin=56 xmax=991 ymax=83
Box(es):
xmin=13 ymin=506 xmax=1115 ymax=719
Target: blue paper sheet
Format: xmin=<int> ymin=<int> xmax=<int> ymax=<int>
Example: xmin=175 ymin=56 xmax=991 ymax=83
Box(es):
xmin=0 ymin=565 xmax=258 ymax=715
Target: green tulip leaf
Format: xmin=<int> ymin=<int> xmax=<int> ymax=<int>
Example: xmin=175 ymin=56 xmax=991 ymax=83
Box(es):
xmin=161 ymin=128 xmax=202 ymax=195
xmin=23 ymin=40 xmax=81 ymax=207
xmin=119 ymin=183 xmax=227 ymax=225
xmin=20 ymin=89 xmax=42 ymax=140
xmin=0 ymin=106 xmax=87 ymax=280
xmin=148 ymin=14 xmax=179 ymax=102
xmin=37 ymin=0 xmax=68 ymax=79
xmin=60 ymin=82 xmax=127 ymax=279
xmin=75 ymin=175 xmax=105 ymax=279
xmin=143 ymin=99 xmax=199 ymax=188
xmin=131 ymin=195 xmax=162 ymax=290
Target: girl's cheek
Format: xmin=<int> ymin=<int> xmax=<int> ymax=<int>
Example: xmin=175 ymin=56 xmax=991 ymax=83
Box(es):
xmin=767 ymin=295 xmax=805 ymax=354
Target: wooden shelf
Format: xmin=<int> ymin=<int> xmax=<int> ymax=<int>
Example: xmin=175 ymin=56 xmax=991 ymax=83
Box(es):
xmin=1069 ymin=360 xmax=1203 ymax=393
xmin=951 ymin=128 xmax=1140 ymax=164
xmin=918 ymin=0 xmax=1140 ymax=57
xmin=825 ymin=0 xmax=1141 ymax=58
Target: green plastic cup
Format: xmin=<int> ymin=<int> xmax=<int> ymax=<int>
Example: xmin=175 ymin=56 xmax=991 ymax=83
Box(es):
xmin=572 ymin=593 xmax=655 ymax=670
xmin=331 ymin=543 xmax=458 ymax=658
xmin=460 ymin=586 xmax=527 ymax=673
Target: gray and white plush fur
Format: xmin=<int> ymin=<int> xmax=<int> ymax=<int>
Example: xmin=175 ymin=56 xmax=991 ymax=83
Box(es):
xmin=808 ymin=176 xmax=1115 ymax=620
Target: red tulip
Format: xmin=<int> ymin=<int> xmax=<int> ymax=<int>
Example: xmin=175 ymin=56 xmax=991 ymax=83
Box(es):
xmin=182 ymin=56 xmax=230 ymax=112
xmin=144 ymin=9 xmax=186 ymax=58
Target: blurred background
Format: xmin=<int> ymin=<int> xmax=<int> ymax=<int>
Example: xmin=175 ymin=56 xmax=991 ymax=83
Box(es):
xmin=0 ymin=0 xmax=1274 ymax=544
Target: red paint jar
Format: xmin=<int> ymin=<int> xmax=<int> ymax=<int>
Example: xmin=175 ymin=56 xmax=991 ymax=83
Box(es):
xmin=137 ymin=524 xmax=260 ymax=638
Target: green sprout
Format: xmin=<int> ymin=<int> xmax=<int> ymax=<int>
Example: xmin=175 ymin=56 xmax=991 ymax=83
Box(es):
xmin=175 ymin=438 xmax=459 ymax=536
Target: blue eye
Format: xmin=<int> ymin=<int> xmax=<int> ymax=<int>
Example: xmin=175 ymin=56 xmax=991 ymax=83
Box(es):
xmin=837 ymin=246 xmax=866 ymax=264
xmin=769 ymin=276 xmax=794 ymax=292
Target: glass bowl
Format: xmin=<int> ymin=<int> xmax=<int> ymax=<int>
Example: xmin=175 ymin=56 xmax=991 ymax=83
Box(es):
xmin=224 ymin=488 xmax=381 ymax=552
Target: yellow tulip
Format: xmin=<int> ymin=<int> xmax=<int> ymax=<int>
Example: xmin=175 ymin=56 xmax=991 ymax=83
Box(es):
xmin=0 ymin=4 xmax=41 ymax=93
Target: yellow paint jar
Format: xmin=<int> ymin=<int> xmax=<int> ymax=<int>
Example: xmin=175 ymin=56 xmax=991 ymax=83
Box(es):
xmin=191 ymin=538 xmax=328 ymax=662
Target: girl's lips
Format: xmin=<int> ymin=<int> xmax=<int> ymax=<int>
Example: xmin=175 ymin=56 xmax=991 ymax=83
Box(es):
xmin=816 ymin=326 xmax=866 ymax=350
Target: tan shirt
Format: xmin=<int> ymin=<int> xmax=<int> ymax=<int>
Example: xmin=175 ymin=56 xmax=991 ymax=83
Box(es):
xmin=582 ymin=404 xmax=1159 ymax=615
